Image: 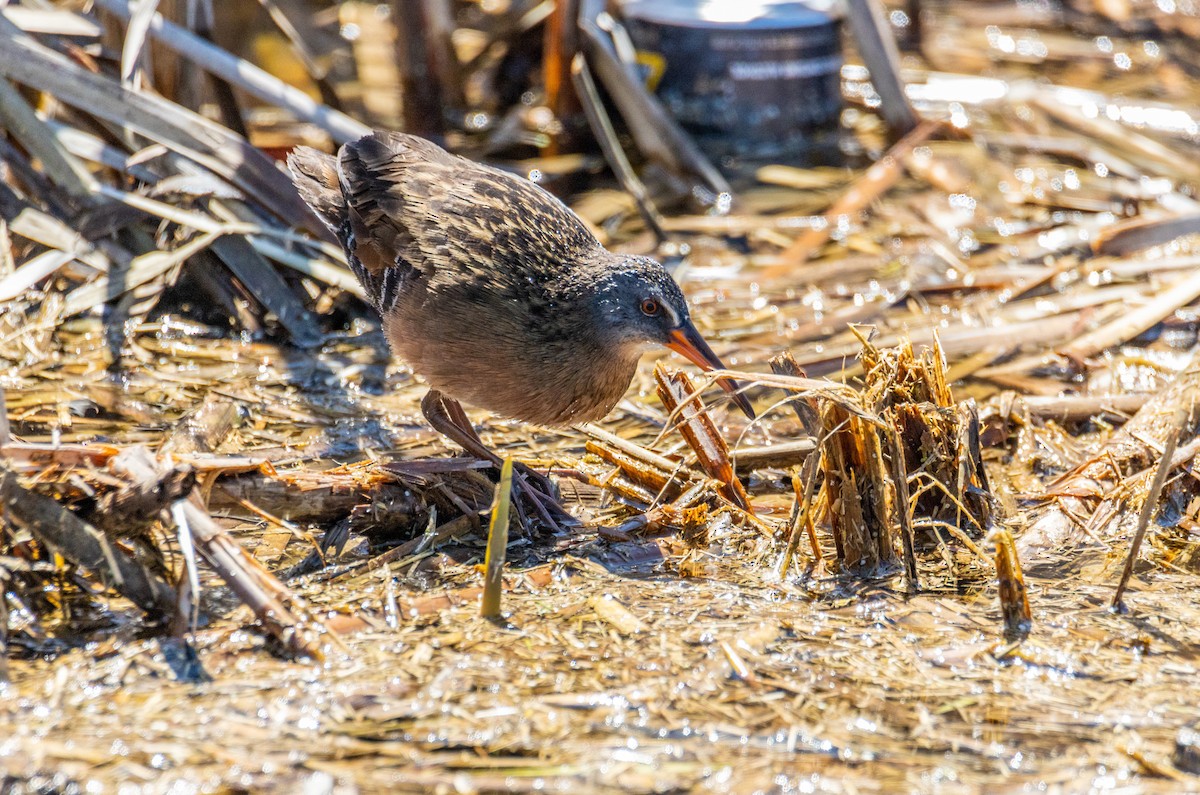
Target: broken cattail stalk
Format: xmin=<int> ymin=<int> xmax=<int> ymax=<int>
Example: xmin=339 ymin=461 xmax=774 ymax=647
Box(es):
xmin=585 ymin=438 xmax=678 ymax=495
xmin=581 ymin=423 xmax=692 ymax=478
xmin=819 ymin=400 xmax=896 ymax=572
xmin=863 ymin=335 xmax=992 ymax=540
xmin=654 ymin=365 xmax=752 ymax=512
xmin=1112 ymin=403 xmax=1191 ymax=610
xmin=731 ymin=439 xmax=816 ymax=473
xmin=481 ymin=457 xmax=514 ymax=619
xmin=588 ymin=594 xmax=647 ymax=635
xmin=887 ymin=426 xmax=919 ymax=591
xmin=780 ymin=457 xmax=822 ymax=577
xmin=719 ymin=639 xmax=757 ymax=684
xmin=1018 ymin=393 xmax=1149 ymax=423
xmin=0 ymin=13 xmax=322 ymax=235
xmin=593 ymin=468 xmax=658 ymax=509
xmin=991 ymin=527 xmax=1031 ymax=640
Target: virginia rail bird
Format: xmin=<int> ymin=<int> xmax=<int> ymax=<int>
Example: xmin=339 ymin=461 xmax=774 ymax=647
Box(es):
xmin=289 ymin=131 xmax=752 ymax=524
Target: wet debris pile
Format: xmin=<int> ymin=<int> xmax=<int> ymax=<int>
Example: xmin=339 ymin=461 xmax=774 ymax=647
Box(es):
xmin=0 ymin=409 xmax=530 ymax=662
xmin=0 ymin=440 xmax=336 ymax=661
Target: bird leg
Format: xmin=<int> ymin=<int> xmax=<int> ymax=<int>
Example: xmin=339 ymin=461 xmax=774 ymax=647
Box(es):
xmin=420 ymin=389 xmax=571 ymax=530
xmin=422 ymin=389 xmax=498 ymax=464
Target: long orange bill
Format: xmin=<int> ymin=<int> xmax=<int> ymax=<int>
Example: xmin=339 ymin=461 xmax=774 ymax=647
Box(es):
xmin=666 ymin=324 xmax=755 ymax=420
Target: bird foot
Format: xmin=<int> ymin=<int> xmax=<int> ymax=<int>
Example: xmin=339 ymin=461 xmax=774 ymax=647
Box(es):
xmin=421 ymin=389 xmax=573 ymax=532
xmin=510 ymin=464 xmax=574 ymax=531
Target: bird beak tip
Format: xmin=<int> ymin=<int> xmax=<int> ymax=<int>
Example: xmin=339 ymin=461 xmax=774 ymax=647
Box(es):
xmin=665 ymin=326 xmax=756 ymax=421
xmin=731 ymin=389 xmax=756 ymax=421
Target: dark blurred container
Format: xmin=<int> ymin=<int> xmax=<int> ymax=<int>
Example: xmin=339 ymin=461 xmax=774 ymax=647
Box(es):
xmin=621 ymin=0 xmax=844 ymax=165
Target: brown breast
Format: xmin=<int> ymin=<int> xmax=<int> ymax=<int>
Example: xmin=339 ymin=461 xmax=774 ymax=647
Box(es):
xmin=383 ymin=288 xmax=644 ymax=427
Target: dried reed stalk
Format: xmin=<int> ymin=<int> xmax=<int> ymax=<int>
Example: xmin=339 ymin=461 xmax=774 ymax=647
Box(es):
xmin=843 ymin=0 xmax=919 ymax=138
xmin=94 ymin=0 xmax=369 ymax=143
xmin=887 ymin=426 xmax=919 ymax=590
xmin=769 ymin=352 xmax=821 ymax=435
xmin=481 ymin=458 xmax=514 ymax=619
xmin=780 ymin=454 xmax=823 ymax=576
xmin=863 ymin=335 xmax=992 ymax=538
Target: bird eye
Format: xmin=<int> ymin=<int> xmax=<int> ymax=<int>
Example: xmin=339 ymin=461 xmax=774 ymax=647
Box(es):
xmin=640 ymin=298 xmax=661 ymax=316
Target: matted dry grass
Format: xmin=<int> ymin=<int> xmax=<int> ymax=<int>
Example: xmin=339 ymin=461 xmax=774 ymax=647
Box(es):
xmin=3 ymin=0 xmax=1200 ymax=792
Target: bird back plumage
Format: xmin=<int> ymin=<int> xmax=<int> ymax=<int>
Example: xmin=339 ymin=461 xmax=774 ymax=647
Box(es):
xmin=289 ymin=131 xmax=603 ymax=314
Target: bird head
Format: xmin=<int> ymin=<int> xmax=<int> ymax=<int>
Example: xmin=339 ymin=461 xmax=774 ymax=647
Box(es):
xmin=585 ymin=255 xmax=755 ymax=420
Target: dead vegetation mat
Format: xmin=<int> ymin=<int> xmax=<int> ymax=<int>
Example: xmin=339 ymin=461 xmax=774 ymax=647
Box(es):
xmin=3 ymin=0 xmax=1200 ymax=792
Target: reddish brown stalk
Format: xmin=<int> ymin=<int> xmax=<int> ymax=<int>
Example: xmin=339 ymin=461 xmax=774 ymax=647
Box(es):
xmin=542 ymin=0 xmax=582 ymax=154
xmin=585 ymin=439 xmax=677 ymax=495
xmin=654 ymin=365 xmax=752 ymax=513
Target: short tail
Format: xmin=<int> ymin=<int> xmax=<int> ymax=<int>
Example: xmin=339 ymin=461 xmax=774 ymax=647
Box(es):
xmin=287 ymin=147 xmax=345 ymax=235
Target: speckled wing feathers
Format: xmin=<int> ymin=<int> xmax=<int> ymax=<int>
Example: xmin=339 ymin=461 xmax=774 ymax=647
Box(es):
xmin=336 ymin=132 xmax=601 ymax=300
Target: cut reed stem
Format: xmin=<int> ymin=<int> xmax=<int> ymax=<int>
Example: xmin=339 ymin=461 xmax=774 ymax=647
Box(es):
xmin=481 ymin=457 xmax=514 ymax=619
